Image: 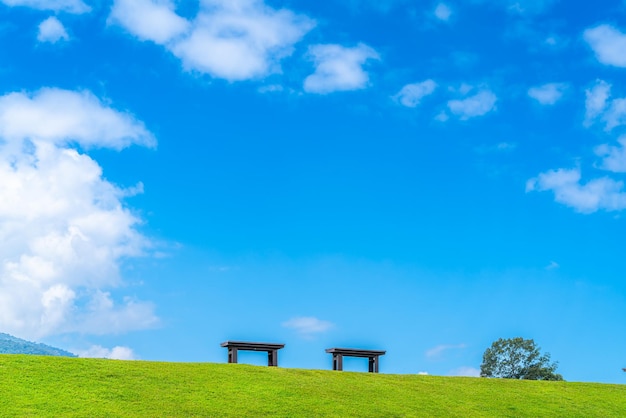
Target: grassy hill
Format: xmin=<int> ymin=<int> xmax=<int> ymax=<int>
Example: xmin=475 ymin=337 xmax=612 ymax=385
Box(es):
xmin=0 ymin=355 xmax=624 ymax=417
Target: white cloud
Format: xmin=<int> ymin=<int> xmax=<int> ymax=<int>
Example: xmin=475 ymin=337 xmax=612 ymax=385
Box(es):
xmin=426 ymin=343 xmax=467 ymax=359
xmin=394 ymin=80 xmax=437 ymax=107
xmin=583 ymin=80 xmax=626 ymax=131
xmin=78 ymin=345 xmax=136 ymax=360
xmin=528 ymin=83 xmax=568 ymax=105
xmin=449 ymin=366 xmax=480 ymax=377
xmin=109 ymin=0 xmax=190 ymax=45
xmin=0 ymin=0 xmax=90 ymax=13
xmin=303 ymin=43 xmax=379 ymax=94
xmin=37 ymin=17 xmax=70 ymax=44
xmin=434 ymin=3 xmax=452 ymax=21
xmin=447 ymin=90 xmax=497 ymax=120
xmin=0 ymin=88 xmax=155 ymax=149
xmin=595 ymin=136 xmax=626 ymax=173
xmin=526 ymin=168 xmax=626 ymax=213
xmin=584 ymin=80 xmax=610 ymax=127
xmin=282 ymin=316 xmax=333 ymax=338
xmin=0 ymin=88 xmax=158 ymax=339
xmin=110 ymin=0 xmax=315 ymax=82
xmin=584 ymin=24 xmax=626 ymax=68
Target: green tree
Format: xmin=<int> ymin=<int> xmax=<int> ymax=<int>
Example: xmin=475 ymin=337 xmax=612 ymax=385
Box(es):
xmin=480 ymin=337 xmax=563 ymax=381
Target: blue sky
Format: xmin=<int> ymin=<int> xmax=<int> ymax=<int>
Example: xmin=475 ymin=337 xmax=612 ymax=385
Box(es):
xmin=1 ymin=0 xmax=626 ymax=383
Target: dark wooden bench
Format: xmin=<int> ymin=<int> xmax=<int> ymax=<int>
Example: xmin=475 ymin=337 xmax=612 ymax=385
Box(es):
xmin=221 ymin=341 xmax=285 ymax=367
xmin=325 ymin=348 xmax=386 ymax=373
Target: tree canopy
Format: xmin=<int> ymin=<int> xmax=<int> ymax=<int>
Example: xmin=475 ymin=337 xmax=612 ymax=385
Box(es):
xmin=480 ymin=337 xmax=563 ymax=381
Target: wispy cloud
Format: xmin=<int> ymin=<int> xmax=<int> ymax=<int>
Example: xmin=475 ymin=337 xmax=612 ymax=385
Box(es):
xmin=545 ymin=261 xmax=560 ymax=270
xmin=394 ymin=80 xmax=437 ymax=107
xmin=426 ymin=343 xmax=467 ymax=359
xmin=303 ymin=43 xmax=379 ymax=94
xmin=528 ymin=83 xmax=568 ymax=105
xmin=584 ymin=80 xmax=626 ymax=131
xmin=584 ymin=24 xmax=626 ymax=68
xmin=595 ymin=136 xmax=626 ymax=173
xmin=434 ymin=3 xmax=452 ymax=21
xmin=0 ymin=0 xmax=90 ymax=13
xmin=282 ymin=316 xmax=334 ymax=338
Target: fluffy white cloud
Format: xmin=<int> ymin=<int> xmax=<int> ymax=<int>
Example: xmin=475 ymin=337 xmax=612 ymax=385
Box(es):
xmin=394 ymin=80 xmax=437 ymax=107
xmin=449 ymin=366 xmax=480 ymax=377
xmin=78 ymin=345 xmax=136 ymax=360
xmin=37 ymin=17 xmax=70 ymax=44
xmin=303 ymin=43 xmax=379 ymax=94
xmin=528 ymin=83 xmax=567 ymax=105
xmin=434 ymin=3 xmax=452 ymax=21
xmin=109 ymin=0 xmax=190 ymax=45
xmin=110 ymin=0 xmax=315 ymax=81
xmin=526 ymin=168 xmax=626 ymax=213
xmin=447 ymin=89 xmax=497 ymax=120
xmin=0 ymin=88 xmax=155 ymax=149
xmin=584 ymin=24 xmax=626 ymax=68
xmin=282 ymin=316 xmax=333 ymax=338
xmin=0 ymin=0 xmax=90 ymax=13
xmin=595 ymin=136 xmax=626 ymax=173
xmin=0 ymin=88 xmax=158 ymax=339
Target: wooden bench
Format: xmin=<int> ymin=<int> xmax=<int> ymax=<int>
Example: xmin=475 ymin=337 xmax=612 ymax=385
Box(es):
xmin=325 ymin=348 xmax=386 ymax=373
xmin=221 ymin=341 xmax=285 ymax=367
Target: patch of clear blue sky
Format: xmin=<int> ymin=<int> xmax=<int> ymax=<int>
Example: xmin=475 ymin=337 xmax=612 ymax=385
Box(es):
xmin=2 ymin=0 xmax=626 ymax=383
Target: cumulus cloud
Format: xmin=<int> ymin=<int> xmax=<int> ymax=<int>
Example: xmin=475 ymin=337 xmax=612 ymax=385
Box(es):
xmin=0 ymin=88 xmax=155 ymax=149
xmin=449 ymin=366 xmax=480 ymax=377
xmin=584 ymin=24 xmax=626 ymax=68
xmin=394 ymin=80 xmax=437 ymax=107
xmin=425 ymin=343 xmax=467 ymax=359
xmin=0 ymin=0 xmax=90 ymax=13
xmin=37 ymin=17 xmax=70 ymax=44
xmin=109 ymin=0 xmax=190 ymax=45
xmin=595 ymin=136 xmax=626 ymax=173
xmin=110 ymin=0 xmax=315 ymax=82
xmin=434 ymin=3 xmax=452 ymax=21
xmin=526 ymin=168 xmax=626 ymax=213
xmin=282 ymin=316 xmax=333 ymax=338
xmin=303 ymin=43 xmax=379 ymax=94
xmin=78 ymin=345 xmax=136 ymax=360
xmin=447 ymin=89 xmax=497 ymax=120
xmin=0 ymin=88 xmax=158 ymax=339
xmin=528 ymin=83 xmax=568 ymax=105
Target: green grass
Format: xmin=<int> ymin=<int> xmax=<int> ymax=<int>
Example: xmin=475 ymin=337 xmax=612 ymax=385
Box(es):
xmin=0 ymin=355 xmax=624 ymax=417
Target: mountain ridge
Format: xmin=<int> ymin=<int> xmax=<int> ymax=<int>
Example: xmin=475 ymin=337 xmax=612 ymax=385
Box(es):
xmin=0 ymin=332 xmax=76 ymax=357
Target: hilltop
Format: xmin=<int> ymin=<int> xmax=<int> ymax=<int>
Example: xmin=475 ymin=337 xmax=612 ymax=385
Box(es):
xmin=0 ymin=333 xmax=76 ymax=357
xmin=0 ymin=355 xmax=624 ymax=417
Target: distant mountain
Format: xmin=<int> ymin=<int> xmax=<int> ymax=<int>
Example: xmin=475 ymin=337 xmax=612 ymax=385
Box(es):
xmin=0 ymin=333 xmax=76 ymax=357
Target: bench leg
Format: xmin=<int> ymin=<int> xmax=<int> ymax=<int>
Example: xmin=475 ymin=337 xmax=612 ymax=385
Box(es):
xmin=333 ymin=354 xmax=343 ymax=371
xmin=268 ymin=350 xmax=278 ymax=367
xmin=369 ymin=356 xmax=379 ymax=373
xmin=228 ymin=348 xmax=238 ymax=364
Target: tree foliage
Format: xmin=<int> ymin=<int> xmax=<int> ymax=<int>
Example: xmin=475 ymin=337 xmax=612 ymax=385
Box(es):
xmin=480 ymin=337 xmax=563 ymax=381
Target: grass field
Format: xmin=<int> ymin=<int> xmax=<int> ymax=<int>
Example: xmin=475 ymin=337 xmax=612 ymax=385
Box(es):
xmin=0 ymin=355 xmax=624 ymax=417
